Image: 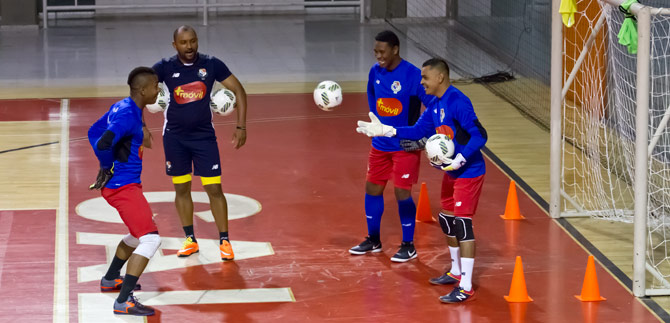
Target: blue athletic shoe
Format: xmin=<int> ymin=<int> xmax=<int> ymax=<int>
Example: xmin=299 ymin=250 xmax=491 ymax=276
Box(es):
xmin=439 ymin=286 xmax=475 ymax=303
xmin=429 ymin=272 xmax=461 ymax=285
xmin=100 ymin=276 xmax=141 ymax=292
xmin=113 ymin=293 xmax=155 ymax=316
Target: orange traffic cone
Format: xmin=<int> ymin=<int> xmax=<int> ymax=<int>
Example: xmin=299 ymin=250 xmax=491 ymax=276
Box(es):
xmin=504 ymin=256 xmax=533 ymax=302
xmin=415 ymin=182 xmax=435 ymax=222
xmin=508 ymin=302 xmax=529 ymax=323
xmin=575 ymin=255 xmax=606 ymax=301
xmin=500 ymin=180 xmax=525 ymax=220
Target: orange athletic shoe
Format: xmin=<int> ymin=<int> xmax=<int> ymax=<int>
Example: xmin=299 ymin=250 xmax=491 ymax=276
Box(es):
xmin=177 ymin=237 xmax=199 ymax=257
xmin=220 ymin=240 xmax=234 ymax=261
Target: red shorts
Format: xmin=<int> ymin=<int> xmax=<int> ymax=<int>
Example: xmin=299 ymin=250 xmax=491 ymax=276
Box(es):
xmin=366 ymin=147 xmax=421 ymax=190
xmin=440 ymin=173 xmax=485 ymax=217
xmin=102 ymin=183 xmax=158 ymax=238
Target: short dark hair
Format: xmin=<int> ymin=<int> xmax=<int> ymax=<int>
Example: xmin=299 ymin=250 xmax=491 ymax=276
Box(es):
xmin=174 ymin=25 xmax=196 ymax=41
xmin=375 ymin=30 xmax=400 ymax=48
xmin=422 ymin=58 xmax=450 ymax=76
xmin=127 ymin=66 xmax=157 ymax=88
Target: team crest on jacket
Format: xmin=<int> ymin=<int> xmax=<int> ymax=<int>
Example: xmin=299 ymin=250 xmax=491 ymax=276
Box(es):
xmin=198 ymin=68 xmax=207 ymax=79
xmin=391 ymin=81 xmax=401 ymax=94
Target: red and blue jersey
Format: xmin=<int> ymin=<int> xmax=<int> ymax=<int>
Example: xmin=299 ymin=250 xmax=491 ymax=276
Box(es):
xmin=88 ymin=97 xmax=145 ymax=188
xmin=367 ymin=60 xmax=433 ymax=152
xmin=395 ymin=85 xmax=487 ymax=178
xmin=152 ymin=54 xmax=231 ymax=137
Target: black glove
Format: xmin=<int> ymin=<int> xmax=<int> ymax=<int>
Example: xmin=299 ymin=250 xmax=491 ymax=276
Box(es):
xmin=399 ymin=137 xmax=428 ymax=152
xmin=89 ymin=167 xmax=114 ymax=190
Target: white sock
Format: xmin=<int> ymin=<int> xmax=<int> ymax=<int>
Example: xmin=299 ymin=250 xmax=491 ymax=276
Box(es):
xmin=448 ymin=246 xmax=461 ymax=276
xmin=459 ymin=257 xmax=475 ymax=291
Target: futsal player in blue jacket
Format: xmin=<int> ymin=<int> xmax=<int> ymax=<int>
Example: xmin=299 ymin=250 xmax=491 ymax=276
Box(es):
xmin=88 ymin=67 xmax=162 ymax=316
xmin=356 ymin=58 xmax=487 ymax=303
xmin=152 ymin=25 xmax=248 ymax=261
xmin=348 ymin=30 xmax=434 ymax=262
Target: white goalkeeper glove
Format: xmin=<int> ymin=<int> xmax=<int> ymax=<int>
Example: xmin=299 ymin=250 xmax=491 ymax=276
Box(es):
xmin=442 ymin=153 xmax=466 ymax=171
xmin=356 ymin=112 xmax=396 ymax=137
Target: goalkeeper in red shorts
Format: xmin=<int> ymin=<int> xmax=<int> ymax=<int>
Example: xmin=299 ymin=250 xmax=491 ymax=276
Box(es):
xmin=348 ymin=30 xmax=433 ymax=262
xmin=88 ymin=67 xmax=162 ymax=315
xmin=357 ymin=58 xmax=487 ymax=303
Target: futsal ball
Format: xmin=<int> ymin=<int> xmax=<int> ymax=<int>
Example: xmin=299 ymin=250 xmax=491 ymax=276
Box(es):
xmin=313 ymin=80 xmax=342 ymax=111
xmin=146 ymin=82 xmax=169 ymax=113
xmin=425 ymin=134 xmax=455 ymax=166
xmin=210 ymin=88 xmax=236 ymax=116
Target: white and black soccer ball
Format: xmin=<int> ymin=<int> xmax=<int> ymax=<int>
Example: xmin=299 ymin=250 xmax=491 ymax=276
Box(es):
xmin=146 ymin=82 xmax=169 ymax=113
xmin=313 ymin=80 xmax=342 ymax=111
xmin=210 ymin=88 xmax=236 ymax=116
xmin=425 ymin=134 xmax=455 ymax=166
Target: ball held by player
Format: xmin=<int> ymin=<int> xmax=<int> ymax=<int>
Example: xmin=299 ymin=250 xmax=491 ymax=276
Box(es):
xmin=313 ymin=80 xmax=342 ymax=111
xmin=210 ymin=88 xmax=237 ymax=116
xmin=425 ymin=133 xmax=455 ymax=166
xmin=145 ymin=82 xmax=169 ymax=113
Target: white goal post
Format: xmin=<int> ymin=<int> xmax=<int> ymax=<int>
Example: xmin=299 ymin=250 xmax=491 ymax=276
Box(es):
xmin=551 ymin=0 xmax=670 ymax=297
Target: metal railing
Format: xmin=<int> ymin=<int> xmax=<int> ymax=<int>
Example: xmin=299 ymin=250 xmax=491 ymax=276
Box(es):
xmin=41 ymin=0 xmax=365 ymax=28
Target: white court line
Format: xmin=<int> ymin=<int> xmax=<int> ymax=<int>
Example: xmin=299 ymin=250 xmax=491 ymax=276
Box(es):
xmin=53 ymin=98 xmax=70 ymax=323
xmin=78 ymin=288 xmax=295 ymax=323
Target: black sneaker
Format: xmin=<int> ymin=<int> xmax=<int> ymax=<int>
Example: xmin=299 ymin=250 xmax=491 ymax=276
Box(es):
xmin=429 ymin=272 xmax=461 ymax=285
xmin=390 ymin=241 xmax=417 ymax=262
xmin=113 ymin=293 xmax=155 ymax=316
xmin=100 ymin=276 xmax=141 ymax=292
xmin=439 ymin=286 xmax=475 ymax=303
xmin=349 ymin=236 xmax=382 ymax=255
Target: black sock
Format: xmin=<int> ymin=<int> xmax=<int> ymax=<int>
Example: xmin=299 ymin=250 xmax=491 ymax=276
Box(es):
xmin=104 ymin=256 xmax=127 ymax=280
xmin=183 ymin=225 xmax=196 ymax=242
xmin=219 ymin=231 xmax=229 ymax=244
xmin=116 ymin=274 xmax=139 ymax=303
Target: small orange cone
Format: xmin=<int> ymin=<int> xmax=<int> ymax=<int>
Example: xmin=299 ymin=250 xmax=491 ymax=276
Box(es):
xmin=500 ymin=181 xmax=525 ymax=220
xmin=508 ymin=302 xmax=529 ymax=323
xmin=575 ymin=255 xmax=606 ymax=301
xmin=415 ymin=182 xmax=435 ymax=222
xmin=504 ymin=256 xmax=533 ymax=302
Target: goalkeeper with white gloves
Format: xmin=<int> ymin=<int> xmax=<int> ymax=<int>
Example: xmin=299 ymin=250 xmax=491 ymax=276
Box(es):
xmin=356 ymin=58 xmax=487 ymax=304
xmin=348 ymin=31 xmax=434 ymax=263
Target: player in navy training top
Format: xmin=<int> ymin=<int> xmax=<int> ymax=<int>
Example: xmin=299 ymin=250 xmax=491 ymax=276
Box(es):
xmin=152 ymin=25 xmax=248 ymax=261
xmin=88 ymin=67 xmax=162 ymax=316
xmin=356 ymin=58 xmax=487 ymax=303
xmin=348 ymin=30 xmax=433 ymax=263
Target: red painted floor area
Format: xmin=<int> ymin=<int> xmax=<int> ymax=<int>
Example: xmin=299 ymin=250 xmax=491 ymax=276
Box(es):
xmin=1 ymin=93 xmax=660 ymax=322
xmin=0 ymin=99 xmax=62 ymax=121
xmin=0 ymin=210 xmax=56 ymax=323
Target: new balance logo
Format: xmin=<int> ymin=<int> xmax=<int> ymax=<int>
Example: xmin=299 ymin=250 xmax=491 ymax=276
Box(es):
xmin=456 ymin=294 xmax=466 ymax=300
xmin=401 ymin=174 xmax=410 ymax=179
xmin=172 ymin=73 xmax=180 ymax=78
xmin=212 ymin=164 xmax=219 ymax=170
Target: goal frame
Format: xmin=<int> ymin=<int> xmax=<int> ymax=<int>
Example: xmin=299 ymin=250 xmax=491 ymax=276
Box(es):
xmin=550 ymin=0 xmax=670 ymax=297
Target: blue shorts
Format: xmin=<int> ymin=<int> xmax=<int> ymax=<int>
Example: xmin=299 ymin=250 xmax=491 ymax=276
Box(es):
xmin=163 ymin=134 xmax=221 ymax=177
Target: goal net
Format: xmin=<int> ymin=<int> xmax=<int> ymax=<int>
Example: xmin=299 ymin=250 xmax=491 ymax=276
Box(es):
xmin=558 ymin=0 xmax=670 ymax=294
